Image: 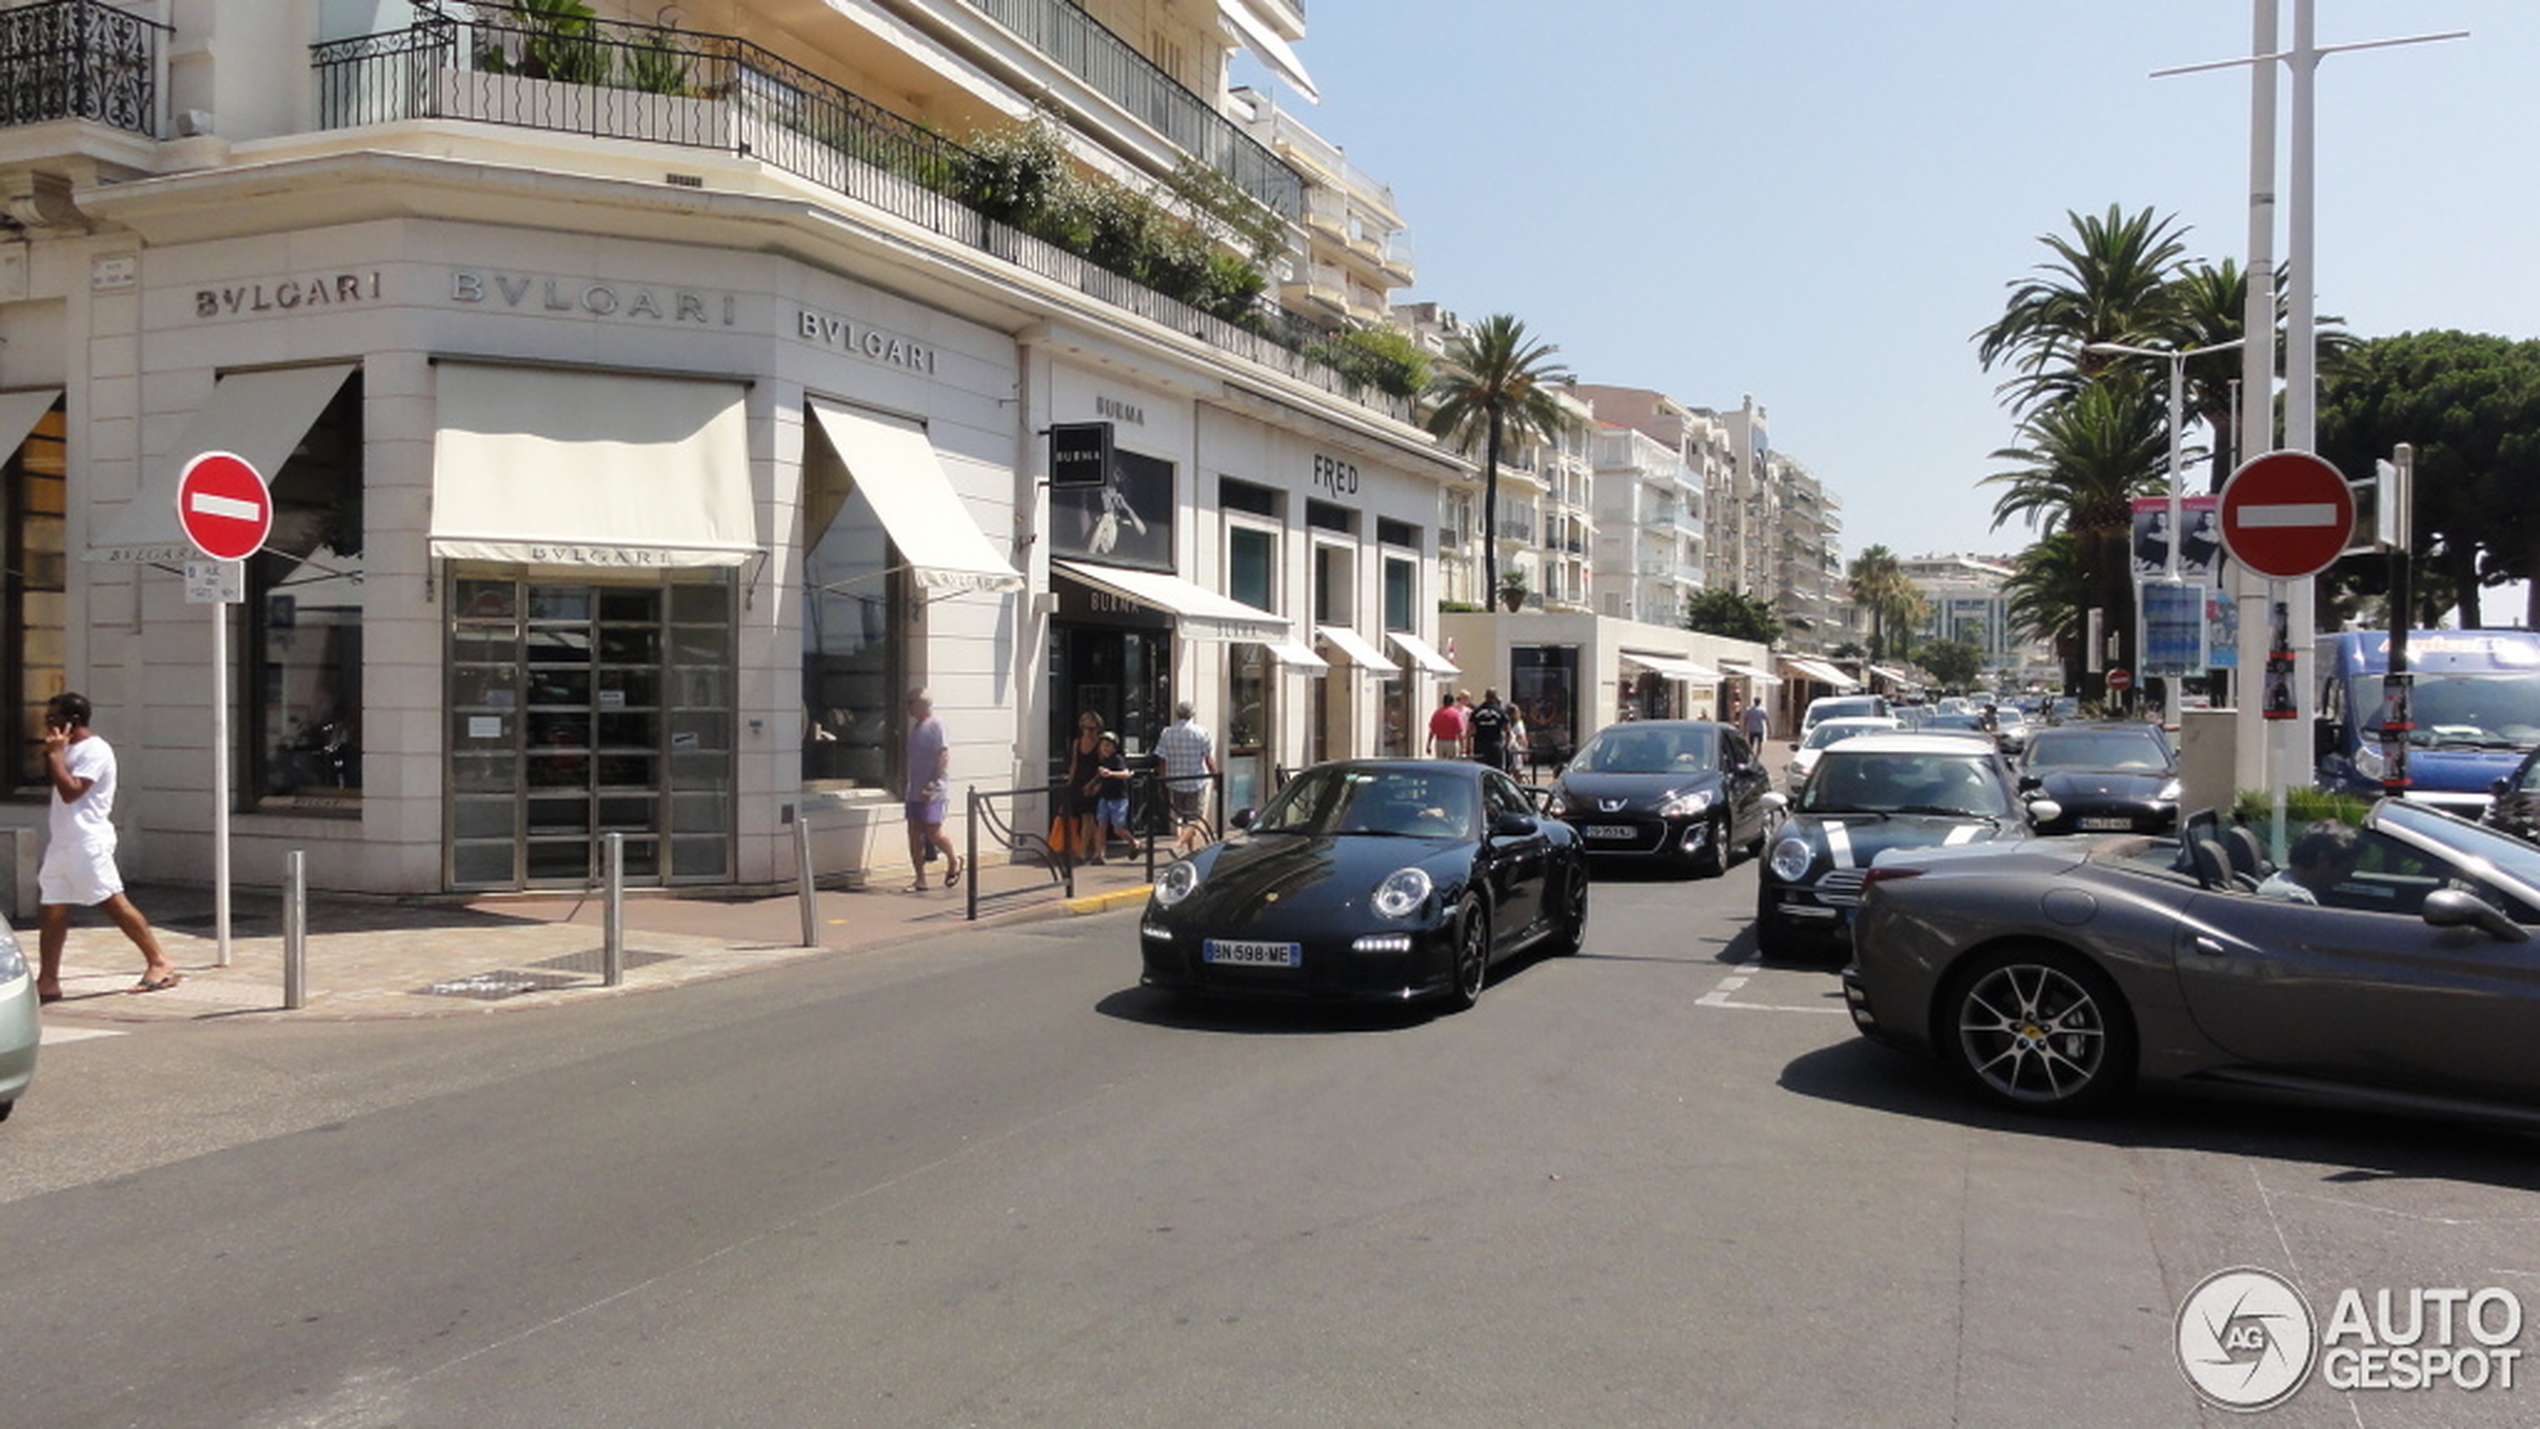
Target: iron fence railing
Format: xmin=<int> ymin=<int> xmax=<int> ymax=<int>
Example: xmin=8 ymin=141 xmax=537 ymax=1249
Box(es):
xmin=0 ymin=0 xmax=164 ymax=136
xmin=311 ymin=3 xmax=1408 ymax=423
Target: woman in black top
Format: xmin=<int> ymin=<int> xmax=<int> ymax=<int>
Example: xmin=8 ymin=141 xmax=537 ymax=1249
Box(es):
xmin=1065 ymin=710 xmax=1104 ymax=859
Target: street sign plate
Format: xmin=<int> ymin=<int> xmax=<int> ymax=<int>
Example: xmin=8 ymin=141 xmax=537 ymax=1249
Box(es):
xmin=184 ymin=559 xmax=244 ymax=605
xmin=175 ymin=451 xmax=273 ymax=562
xmin=2220 ymin=451 xmax=2353 ymax=580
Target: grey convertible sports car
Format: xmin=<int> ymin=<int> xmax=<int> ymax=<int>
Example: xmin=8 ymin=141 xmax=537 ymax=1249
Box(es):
xmin=1843 ymin=799 xmax=2540 ymax=1122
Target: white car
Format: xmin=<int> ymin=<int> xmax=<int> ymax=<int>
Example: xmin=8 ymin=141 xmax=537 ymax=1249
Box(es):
xmin=0 ymin=919 xmax=35 ymax=1122
xmin=1785 ymin=715 xmax=1903 ymax=794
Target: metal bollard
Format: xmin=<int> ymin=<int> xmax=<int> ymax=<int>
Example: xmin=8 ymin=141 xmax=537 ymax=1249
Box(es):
xmin=796 ymin=808 xmax=819 ymax=948
xmin=602 ymin=831 xmax=625 ymax=987
xmin=282 ymin=849 xmax=307 ymax=1011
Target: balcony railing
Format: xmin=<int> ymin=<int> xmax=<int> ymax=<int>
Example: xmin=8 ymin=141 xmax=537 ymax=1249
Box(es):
xmin=312 ymin=5 xmax=1407 ymax=421
xmin=961 ymin=0 xmax=1301 ymax=222
xmin=0 ymin=0 xmax=166 ymax=137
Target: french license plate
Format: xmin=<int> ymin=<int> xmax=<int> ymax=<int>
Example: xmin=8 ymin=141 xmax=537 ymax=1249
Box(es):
xmin=2077 ymin=816 xmax=2133 ymax=831
xmin=1581 ymin=824 xmax=1638 ymax=840
xmin=1204 ymin=939 xmax=1301 ymax=968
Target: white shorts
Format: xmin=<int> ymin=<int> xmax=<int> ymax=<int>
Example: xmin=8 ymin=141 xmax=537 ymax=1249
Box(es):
xmin=39 ymin=838 xmax=124 ymax=907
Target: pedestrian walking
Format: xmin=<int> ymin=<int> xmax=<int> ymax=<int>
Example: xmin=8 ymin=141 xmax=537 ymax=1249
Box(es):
xmin=1427 ymin=691 xmax=1466 ymax=759
xmin=1063 ymin=708 xmax=1104 ymax=862
xmin=902 ymin=687 xmax=960 ymax=891
xmin=1741 ymin=697 xmax=1770 ymax=744
xmin=1505 ymin=703 xmax=1531 ymax=775
xmin=1089 ymin=732 xmax=1136 ymax=858
xmin=1154 ymin=700 xmax=1219 ymax=848
xmin=1467 ymin=688 xmax=1510 ymax=770
xmin=32 ymin=692 xmax=177 ymax=1001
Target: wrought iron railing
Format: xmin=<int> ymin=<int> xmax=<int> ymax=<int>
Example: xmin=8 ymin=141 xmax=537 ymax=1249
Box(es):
xmin=311 ymin=4 xmax=1409 ymax=422
xmin=0 ymin=0 xmax=165 ymax=136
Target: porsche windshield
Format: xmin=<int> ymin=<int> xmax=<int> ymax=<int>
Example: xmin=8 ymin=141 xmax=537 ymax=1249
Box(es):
xmin=1250 ymin=766 xmax=1477 ymax=839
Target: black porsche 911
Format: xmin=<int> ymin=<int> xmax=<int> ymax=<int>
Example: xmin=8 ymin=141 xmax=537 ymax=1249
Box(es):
xmin=1138 ymin=760 xmax=1588 ymax=1010
xmin=2018 ymin=722 xmax=2180 ymax=836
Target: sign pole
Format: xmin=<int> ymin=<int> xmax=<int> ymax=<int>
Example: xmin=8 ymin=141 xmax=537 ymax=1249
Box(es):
xmin=177 ymin=451 xmax=273 ymax=969
xmin=214 ymin=597 xmax=230 ymax=965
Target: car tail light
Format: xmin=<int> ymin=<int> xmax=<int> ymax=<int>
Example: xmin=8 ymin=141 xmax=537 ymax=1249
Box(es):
xmin=1860 ymin=866 xmax=1924 ymax=889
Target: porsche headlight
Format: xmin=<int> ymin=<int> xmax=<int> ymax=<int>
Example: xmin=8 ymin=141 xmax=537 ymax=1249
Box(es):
xmin=1153 ymin=859 xmax=1202 ymax=907
xmin=1769 ymin=836 xmax=1815 ymax=883
xmin=1371 ymin=866 xmax=1433 ymax=920
xmin=1658 ymin=789 xmax=1715 ymax=818
xmin=2156 ymin=778 xmax=2182 ymax=803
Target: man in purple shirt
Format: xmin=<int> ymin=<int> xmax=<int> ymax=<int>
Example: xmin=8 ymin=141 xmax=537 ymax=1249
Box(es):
xmin=903 ymin=688 xmax=960 ymax=891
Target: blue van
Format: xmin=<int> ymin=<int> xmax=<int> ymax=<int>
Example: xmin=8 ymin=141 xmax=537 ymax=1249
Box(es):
xmin=2315 ymin=629 xmax=2540 ymax=816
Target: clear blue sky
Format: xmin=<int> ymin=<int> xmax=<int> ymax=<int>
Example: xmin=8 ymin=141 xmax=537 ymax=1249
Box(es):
xmin=1240 ymin=1 xmax=2535 ymax=569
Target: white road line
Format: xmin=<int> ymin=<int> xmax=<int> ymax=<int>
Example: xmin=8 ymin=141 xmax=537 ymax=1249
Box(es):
xmin=40 ymin=1025 xmax=124 ymax=1045
xmin=1696 ymin=954 xmax=1850 ymax=1013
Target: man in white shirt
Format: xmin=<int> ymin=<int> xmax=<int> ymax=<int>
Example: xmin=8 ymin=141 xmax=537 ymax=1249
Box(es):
xmin=33 ymin=692 xmax=177 ymax=1000
xmin=2255 ymin=821 xmax=2362 ymax=906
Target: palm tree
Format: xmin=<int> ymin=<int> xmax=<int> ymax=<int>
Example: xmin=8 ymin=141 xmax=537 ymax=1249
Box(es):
xmin=1425 ymin=314 xmax=1581 ymax=599
xmin=1985 ymin=377 xmax=2169 ymax=697
xmin=1974 ymin=204 xmax=2191 ymax=416
xmin=2000 ymin=531 xmax=2089 ymax=687
xmin=1846 ymin=545 xmax=1915 ymax=663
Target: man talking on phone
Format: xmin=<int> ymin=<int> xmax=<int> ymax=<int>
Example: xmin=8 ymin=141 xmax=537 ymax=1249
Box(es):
xmin=33 ymin=692 xmax=177 ymax=1001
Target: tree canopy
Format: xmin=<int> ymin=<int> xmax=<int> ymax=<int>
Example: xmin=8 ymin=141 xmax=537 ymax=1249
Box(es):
xmin=1682 ymin=588 xmax=1779 ymax=646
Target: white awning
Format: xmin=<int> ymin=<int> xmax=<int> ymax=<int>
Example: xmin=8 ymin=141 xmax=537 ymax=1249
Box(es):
xmin=1386 ymin=630 xmax=1460 ymax=676
xmin=1720 ymin=660 xmax=1784 ymax=688
xmin=1260 ymin=639 xmax=1328 ymax=671
xmin=1316 ymin=626 xmax=1398 ymax=672
xmin=91 ymin=365 xmax=355 ymax=564
xmin=0 ymin=388 xmax=59 ymax=464
xmin=430 ymin=364 xmax=756 ymax=568
xmin=1621 ymin=651 xmax=1723 ymax=682
xmin=1054 ymin=560 xmax=1288 ymax=643
xmin=807 ymin=399 xmax=1022 ymax=593
xmin=1869 ymin=664 xmax=1915 ymax=682
xmin=1219 ymin=0 xmax=1319 ymax=102
xmin=1782 ymin=656 xmax=1862 ymax=691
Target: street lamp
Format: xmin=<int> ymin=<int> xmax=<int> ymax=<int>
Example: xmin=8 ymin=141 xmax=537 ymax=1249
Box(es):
xmin=2083 ymin=336 xmax=2246 ymax=724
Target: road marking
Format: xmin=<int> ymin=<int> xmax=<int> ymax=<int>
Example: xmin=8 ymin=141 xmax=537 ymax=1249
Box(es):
xmin=1696 ymin=954 xmax=1849 ymax=1014
xmin=40 ymin=1025 xmax=124 ymax=1045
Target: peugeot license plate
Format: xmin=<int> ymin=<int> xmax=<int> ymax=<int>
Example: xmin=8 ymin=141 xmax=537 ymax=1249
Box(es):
xmin=1204 ymin=939 xmax=1301 ymax=968
xmin=1581 ymin=824 xmax=1638 ymax=840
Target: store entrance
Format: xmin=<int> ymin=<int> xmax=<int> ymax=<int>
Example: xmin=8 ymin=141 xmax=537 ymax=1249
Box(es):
xmin=447 ymin=573 xmax=736 ymax=891
xmin=1049 ymin=621 xmax=1172 ymax=775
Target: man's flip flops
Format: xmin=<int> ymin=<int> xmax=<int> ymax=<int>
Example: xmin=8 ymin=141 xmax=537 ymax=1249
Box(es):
xmin=132 ymin=973 xmax=182 ymax=993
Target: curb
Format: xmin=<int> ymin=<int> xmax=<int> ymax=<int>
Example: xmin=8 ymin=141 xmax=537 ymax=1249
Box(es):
xmin=1064 ymin=886 xmax=1152 ymax=916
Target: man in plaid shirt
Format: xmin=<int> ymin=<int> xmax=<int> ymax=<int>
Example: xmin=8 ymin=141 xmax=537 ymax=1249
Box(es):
xmin=1154 ymin=701 xmax=1218 ymax=827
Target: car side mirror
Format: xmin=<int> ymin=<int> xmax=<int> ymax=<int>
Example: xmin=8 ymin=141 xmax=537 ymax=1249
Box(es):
xmin=2422 ymin=888 xmax=2531 ymax=942
xmin=2493 ymin=776 xmax=2514 ymax=798
xmin=1492 ymin=810 xmax=1537 ymax=837
xmin=1761 ymin=791 xmax=1789 ymax=814
xmin=1230 ymin=807 xmax=1258 ymax=831
xmin=2018 ymin=774 xmax=2043 ymax=793
xmin=2024 ymin=798 xmax=2063 ymax=827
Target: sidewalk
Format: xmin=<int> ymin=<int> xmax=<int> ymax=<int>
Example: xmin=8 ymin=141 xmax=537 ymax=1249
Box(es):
xmin=33 ymin=853 xmax=1162 ymax=1024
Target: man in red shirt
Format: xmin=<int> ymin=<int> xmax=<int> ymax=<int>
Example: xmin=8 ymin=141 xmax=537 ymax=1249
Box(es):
xmin=1427 ymin=691 xmax=1466 ymax=759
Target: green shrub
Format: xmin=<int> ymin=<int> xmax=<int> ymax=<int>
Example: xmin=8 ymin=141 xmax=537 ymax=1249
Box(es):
xmin=2229 ymin=786 xmax=2373 ymax=828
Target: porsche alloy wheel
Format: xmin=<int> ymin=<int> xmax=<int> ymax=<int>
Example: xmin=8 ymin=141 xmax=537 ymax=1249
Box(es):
xmin=1555 ymin=864 xmax=1587 ymax=955
xmin=1945 ymin=946 xmax=2135 ymax=1114
xmin=1447 ymin=899 xmax=1489 ymax=1011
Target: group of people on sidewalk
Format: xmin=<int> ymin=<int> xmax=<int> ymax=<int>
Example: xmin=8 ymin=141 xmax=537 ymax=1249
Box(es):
xmin=1427 ymin=688 xmax=1532 ymax=774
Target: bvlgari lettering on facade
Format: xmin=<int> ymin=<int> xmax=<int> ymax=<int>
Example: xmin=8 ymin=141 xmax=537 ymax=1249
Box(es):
xmin=1313 ymin=453 xmax=1361 ymax=498
xmin=451 ymin=271 xmax=738 ymax=326
xmin=1095 ymin=395 xmax=1146 ymax=425
xmin=195 ymin=272 xmax=383 ymax=318
xmin=795 ymin=308 xmax=938 ymax=373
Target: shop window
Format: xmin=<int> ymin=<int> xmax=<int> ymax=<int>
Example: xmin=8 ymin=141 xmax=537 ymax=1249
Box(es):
xmin=250 ymin=375 xmax=363 ymax=811
xmin=803 ymin=442 xmax=903 ymax=791
xmin=4 ymin=405 xmax=63 ymax=791
xmin=1221 ymin=477 xmax=1279 ymax=519
xmin=1382 ymin=556 xmax=1415 ymax=633
xmin=1228 ymin=524 xmax=1276 ymax=612
xmin=1376 ymin=516 xmax=1417 ymax=550
xmin=1306 ymin=499 xmax=1355 ymax=535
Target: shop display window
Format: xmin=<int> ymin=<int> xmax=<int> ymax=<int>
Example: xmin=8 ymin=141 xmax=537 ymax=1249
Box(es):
xmin=802 ymin=455 xmax=902 ymax=791
xmin=4 ymin=405 xmax=63 ymax=792
xmin=251 ymin=375 xmax=364 ymax=811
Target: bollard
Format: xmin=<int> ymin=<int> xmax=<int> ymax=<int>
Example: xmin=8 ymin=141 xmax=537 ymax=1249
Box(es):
xmin=282 ymin=849 xmax=307 ymax=1011
xmin=796 ymin=808 xmax=819 ymax=948
xmin=602 ymin=831 xmax=625 ymax=987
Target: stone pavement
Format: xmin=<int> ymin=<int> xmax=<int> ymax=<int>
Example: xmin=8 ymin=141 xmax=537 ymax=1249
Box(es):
xmin=32 ymin=852 xmax=1162 ymax=1024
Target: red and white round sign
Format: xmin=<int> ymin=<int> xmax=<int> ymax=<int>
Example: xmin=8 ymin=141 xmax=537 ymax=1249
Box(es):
xmin=2220 ymin=451 xmax=2353 ymax=580
xmin=2106 ymin=667 xmax=2134 ymax=693
xmin=174 ymin=451 xmax=272 ymax=562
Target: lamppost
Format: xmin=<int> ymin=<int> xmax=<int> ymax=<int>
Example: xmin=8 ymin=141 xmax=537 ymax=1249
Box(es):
xmin=2083 ymin=336 xmax=2245 ymax=727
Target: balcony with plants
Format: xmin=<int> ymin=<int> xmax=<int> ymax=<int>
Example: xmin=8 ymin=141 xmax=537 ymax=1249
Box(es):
xmin=311 ymin=2 xmax=1416 ymax=419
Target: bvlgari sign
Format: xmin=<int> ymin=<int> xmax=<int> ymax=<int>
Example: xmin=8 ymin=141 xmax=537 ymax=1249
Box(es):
xmin=194 ymin=271 xmax=383 ymax=318
xmin=453 ymin=270 xmax=739 ymax=326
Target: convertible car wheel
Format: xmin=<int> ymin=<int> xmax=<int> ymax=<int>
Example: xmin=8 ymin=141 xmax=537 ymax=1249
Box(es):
xmin=1554 ymin=864 xmax=1588 ymax=955
xmin=1943 ymin=945 xmax=2136 ymax=1114
xmin=1446 ymin=898 xmax=1489 ymax=1011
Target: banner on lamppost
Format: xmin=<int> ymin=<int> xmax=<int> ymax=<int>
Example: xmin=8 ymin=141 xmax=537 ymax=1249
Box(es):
xmin=2139 ymin=579 xmax=2209 ymax=679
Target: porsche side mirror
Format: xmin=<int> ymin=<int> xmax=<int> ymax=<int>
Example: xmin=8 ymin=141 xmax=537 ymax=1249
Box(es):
xmin=1492 ymin=811 xmax=1537 ymax=838
xmin=2422 ymin=888 xmax=2531 ymax=943
xmin=1230 ymin=807 xmax=1258 ymax=831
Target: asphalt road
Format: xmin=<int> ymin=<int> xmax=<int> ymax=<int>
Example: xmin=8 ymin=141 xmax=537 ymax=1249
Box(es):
xmin=5 ymin=861 xmax=2538 ymax=1428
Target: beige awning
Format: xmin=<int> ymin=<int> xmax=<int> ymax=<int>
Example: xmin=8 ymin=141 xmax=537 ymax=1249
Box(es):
xmin=1782 ymin=656 xmax=1862 ymax=691
xmin=1719 ymin=660 xmax=1784 ymax=688
xmin=1260 ymin=639 xmax=1328 ymax=671
xmin=1386 ymin=630 xmax=1460 ymax=676
xmin=1054 ymin=560 xmax=1288 ymax=644
xmin=90 ymin=365 xmax=355 ymax=564
xmin=430 ymin=363 xmax=755 ymax=568
xmin=1316 ymin=626 xmax=1398 ymax=672
xmin=1621 ymin=651 xmax=1723 ymax=682
xmin=807 ymin=399 xmax=1022 ymax=593
xmin=1869 ymin=664 xmax=1916 ymax=682
xmin=1219 ymin=0 xmax=1319 ymax=102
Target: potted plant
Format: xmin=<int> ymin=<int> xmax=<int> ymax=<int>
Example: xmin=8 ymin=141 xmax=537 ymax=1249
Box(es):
xmin=1496 ymin=569 xmax=1529 ymax=613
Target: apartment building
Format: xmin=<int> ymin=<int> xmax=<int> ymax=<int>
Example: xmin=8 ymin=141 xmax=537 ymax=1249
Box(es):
xmin=1902 ymin=554 xmax=2056 ymax=687
xmin=0 ymin=0 xmax=1466 ymax=895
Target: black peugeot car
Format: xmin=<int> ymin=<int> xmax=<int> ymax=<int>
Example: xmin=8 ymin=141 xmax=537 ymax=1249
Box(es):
xmin=1543 ymin=719 xmax=1776 ymax=876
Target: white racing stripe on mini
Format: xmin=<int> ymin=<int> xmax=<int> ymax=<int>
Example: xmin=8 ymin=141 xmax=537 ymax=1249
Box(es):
xmin=1943 ymin=825 xmax=1982 ymax=846
xmin=1824 ymin=821 xmax=1856 ymax=867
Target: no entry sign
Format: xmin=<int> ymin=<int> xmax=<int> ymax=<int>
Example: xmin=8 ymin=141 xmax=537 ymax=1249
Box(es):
xmin=2106 ymin=667 xmax=2134 ymax=693
xmin=175 ymin=451 xmax=272 ymax=562
xmin=2220 ymin=451 xmax=2353 ymax=580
